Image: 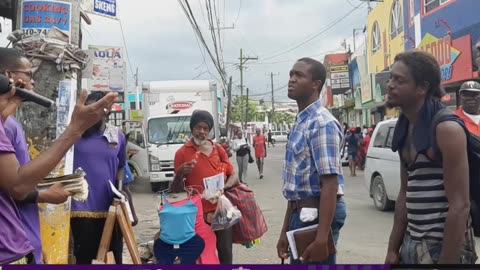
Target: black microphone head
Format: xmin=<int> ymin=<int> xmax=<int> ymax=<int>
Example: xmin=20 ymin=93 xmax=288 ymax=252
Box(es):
xmin=0 ymin=74 xmax=12 ymax=95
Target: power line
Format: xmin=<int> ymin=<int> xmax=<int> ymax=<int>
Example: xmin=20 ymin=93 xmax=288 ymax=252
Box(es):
xmin=233 ymin=0 xmax=242 ymax=26
xmin=178 ymin=0 xmax=227 ymax=88
xmin=345 ymin=0 xmax=357 ymax=8
xmin=118 ymin=19 xmax=135 ymax=79
xmin=256 ymin=3 xmax=365 ymax=62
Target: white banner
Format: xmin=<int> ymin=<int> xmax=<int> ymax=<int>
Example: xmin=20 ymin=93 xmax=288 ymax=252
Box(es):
xmin=86 ymin=45 xmax=126 ymax=92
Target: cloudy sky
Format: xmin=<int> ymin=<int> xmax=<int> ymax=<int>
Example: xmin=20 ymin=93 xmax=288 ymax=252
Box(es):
xmin=82 ymin=0 xmax=370 ymax=103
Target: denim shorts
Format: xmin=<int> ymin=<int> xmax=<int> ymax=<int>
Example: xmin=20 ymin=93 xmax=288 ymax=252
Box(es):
xmin=400 ymin=230 xmax=477 ymax=264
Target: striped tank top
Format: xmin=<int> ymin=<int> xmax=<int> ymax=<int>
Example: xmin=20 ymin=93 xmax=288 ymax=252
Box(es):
xmin=406 ymin=153 xmax=448 ymax=242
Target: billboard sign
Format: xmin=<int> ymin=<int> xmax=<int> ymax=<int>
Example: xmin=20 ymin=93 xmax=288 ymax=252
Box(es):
xmin=330 ymin=65 xmax=350 ymax=95
xmin=86 ymin=45 xmax=126 ymax=92
xmin=21 ymin=0 xmax=72 ymax=39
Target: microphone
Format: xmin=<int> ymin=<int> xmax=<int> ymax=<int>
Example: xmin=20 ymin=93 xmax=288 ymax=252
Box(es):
xmin=0 ymin=74 xmax=55 ymax=109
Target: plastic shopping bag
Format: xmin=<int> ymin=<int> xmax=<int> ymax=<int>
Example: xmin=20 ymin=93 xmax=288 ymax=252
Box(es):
xmin=210 ymin=195 xmax=242 ymax=231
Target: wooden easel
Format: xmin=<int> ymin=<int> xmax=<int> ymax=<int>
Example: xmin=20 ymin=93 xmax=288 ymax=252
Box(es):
xmin=93 ymin=200 xmax=141 ymax=264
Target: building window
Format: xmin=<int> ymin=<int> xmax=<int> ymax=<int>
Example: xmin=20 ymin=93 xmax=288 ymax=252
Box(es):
xmin=424 ymin=0 xmax=450 ymax=13
xmin=372 ymin=21 xmax=381 ymax=54
xmin=390 ymin=0 xmax=404 ymax=39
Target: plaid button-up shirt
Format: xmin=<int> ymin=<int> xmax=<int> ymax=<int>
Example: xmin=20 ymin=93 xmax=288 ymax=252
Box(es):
xmin=282 ymin=100 xmax=345 ymax=201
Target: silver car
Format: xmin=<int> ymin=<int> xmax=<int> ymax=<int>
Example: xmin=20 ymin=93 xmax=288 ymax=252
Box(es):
xmin=364 ymin=118 xmax=401 ymax=211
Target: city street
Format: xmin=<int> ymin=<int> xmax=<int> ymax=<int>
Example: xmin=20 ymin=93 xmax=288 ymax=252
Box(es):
xmin=128 ymin=142 xmax=480 ymax=264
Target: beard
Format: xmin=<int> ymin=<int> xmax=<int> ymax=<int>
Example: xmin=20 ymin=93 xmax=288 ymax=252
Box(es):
xmin=192 ymin=137 xmax=208 ymax=146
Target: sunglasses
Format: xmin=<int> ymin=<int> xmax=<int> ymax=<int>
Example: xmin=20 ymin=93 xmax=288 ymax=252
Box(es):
xmin=10 ymin=70 xmax=33 ymax=79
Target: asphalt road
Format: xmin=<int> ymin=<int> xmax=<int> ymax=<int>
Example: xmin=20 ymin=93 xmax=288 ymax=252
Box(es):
xmin=127 ymin=142 xmax=480 ymax=264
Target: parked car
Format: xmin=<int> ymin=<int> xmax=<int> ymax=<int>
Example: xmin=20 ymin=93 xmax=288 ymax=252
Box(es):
xmin=364 ymin=118 xmax=400 ymax=211
xmin=271 ymin=131 xmax=289 ymax=143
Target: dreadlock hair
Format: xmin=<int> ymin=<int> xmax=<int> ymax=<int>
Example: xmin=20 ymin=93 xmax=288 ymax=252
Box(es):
xmin=393 ymin=51 xmax=445 ymax=99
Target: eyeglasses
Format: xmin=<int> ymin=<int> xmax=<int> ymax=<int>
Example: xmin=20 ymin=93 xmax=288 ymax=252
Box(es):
xmin=10 ymin=70 xmax=33 ymax=79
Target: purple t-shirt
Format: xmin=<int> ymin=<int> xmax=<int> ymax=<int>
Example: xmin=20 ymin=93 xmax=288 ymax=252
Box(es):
xmin=4 ymin=116 xmax=42 ymax=264
xmin=71 ymin=130 xmax=126 ymax=216
xmin=0 ymin=120 xmax=33 ymax=264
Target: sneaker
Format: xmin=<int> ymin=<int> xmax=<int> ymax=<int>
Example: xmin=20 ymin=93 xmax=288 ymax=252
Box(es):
xmin=260 ymin=174 xmax=264 ymax=179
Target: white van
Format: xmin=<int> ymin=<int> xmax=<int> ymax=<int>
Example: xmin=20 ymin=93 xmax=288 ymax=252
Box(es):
xmin=364 ymin=118 xmax=401 ymax=211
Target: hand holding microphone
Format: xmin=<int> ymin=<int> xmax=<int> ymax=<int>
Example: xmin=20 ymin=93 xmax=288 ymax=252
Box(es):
xmin=0 ymin=73 xmax=55 ymax=109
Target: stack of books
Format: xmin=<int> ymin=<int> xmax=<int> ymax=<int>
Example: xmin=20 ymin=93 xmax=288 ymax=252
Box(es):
xmin=38 ymin=169 xmax=89 ymax=202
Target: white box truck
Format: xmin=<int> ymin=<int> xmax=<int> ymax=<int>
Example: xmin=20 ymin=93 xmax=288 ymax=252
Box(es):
xmin=138 ymin=80 xmax=220 ymax=192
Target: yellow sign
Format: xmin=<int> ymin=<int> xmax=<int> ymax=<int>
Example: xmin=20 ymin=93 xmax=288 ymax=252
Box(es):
xmin=130 ymin=110 xmax=144 ymax=121
xmin=330 ymin=65 xmax=348 ymax=73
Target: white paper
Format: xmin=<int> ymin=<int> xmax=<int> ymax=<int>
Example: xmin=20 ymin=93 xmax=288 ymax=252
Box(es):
xmin=286 ymin=224 xmax=318 ymax=260
xmin=109 ymin=180 xmax=134 ymax=223
xmin=203 ymin=173 xmax=225 ymax=192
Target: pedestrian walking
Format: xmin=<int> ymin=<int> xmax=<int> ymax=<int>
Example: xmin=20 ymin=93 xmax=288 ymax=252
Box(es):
xmin=253 ymin=128 xmax=266 ymax=179
xmin=0 ymin=48 xmax=72 ymax=264
xmin=70 ymin=92 xmax=137 ymax=264
xmin=232 ymin=131 xmax=250 ymax=184
xmin=267 ymin=130 xmax=275 ymax=147
xmin=385 ymin=51 xmax=476 ymax=264
xmin=346 ymin=127 xmax=360 ymax=177
xmin=171 ymin=110 xmax=239 ymax=265
xmin=455 ymin=81 xmax=480 ymax=136
xmin=0 ymin=77 xmax=117 ymax=265
xmin=276 ymin=58 xmax=347 ymax=265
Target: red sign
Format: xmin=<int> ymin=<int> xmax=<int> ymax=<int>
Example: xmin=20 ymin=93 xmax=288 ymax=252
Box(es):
xmin=167 ymin=101 xmax=193 ymax=110
xmin=417 ymin=34 xmax=473 ymax=84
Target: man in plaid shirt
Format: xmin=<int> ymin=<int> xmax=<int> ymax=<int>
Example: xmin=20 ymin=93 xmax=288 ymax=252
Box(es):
xmin=276 ymin=58 xmax=347 ymax=265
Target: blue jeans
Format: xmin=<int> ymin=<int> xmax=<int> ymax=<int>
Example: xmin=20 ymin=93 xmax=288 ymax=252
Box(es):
xmin=400 ymin=232 xmax=477 ymax=264
xmin=154 ymin=234 xmax=205 ymax=265
xmin=289 ymin=196 xmax=347 ymax=265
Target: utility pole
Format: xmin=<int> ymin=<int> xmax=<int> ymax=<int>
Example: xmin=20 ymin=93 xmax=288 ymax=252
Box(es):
xmin=239 ymin=48 xmax=257 ymax=129
xmin=226 ymin=76 xmax=233 ymax=135
xmin=14 ymin=0 xmax=85 ymax=264
xmin=134 ymin=67 xmax=140 ymax=110
xmin=268 ymin=72 xmax=279 ymax=127
xmin=353 ymin=28 xmax=364 ymax=51
xmin=245 ymin=87 xmax=249 ymax=131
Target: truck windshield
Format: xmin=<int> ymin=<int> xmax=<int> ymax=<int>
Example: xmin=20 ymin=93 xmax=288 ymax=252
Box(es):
xmin=148 ymin=116 xmax=192 ymax=145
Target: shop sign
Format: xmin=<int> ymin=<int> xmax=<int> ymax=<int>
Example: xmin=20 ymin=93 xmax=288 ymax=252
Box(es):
xmin=417 ymin=33 xmax=460 ymax=82
xmin=330 ymin=64 xmax=350 ymax=95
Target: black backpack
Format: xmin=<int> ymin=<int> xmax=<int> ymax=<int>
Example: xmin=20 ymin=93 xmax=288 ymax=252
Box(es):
xmin=430 ymin=108 xmax=480 ymax=236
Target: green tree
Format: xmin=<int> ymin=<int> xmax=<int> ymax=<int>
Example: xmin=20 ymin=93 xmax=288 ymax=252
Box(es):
xmin=273 ymin=112 xmax=295 ymax=126
xmin=230 ymin=96 xmax=258 ymax=123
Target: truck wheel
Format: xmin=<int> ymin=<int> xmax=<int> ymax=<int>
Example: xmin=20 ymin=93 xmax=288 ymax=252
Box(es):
xmin=372 ymin=175 xmax=394 ymax=211
xmin=151 ymin=182 xmax=170 ymax=193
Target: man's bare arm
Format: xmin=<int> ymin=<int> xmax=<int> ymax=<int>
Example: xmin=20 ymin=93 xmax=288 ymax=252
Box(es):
xmin=437 ymin=121 xmax=470 ymax=264
xmin=0 ymin=90 xmax=117 ymax=200
xmin=0 ymin=128 xmax=81 ymax=200
xmin=385 ymin=159 xmax=408 ymax=261
xmin=316 ymin=174 xmax=338 ymax=242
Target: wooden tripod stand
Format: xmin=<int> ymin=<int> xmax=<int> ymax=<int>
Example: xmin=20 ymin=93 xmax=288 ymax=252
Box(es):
xmin=92 ymin=200 xmax=141 ymax=264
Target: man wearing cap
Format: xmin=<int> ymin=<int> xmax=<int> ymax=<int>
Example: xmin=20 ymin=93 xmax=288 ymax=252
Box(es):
xmin=456 ymin=81 xmax=480 ymax=136
xmin=172 ymin=110 xmax=239 ymax=264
